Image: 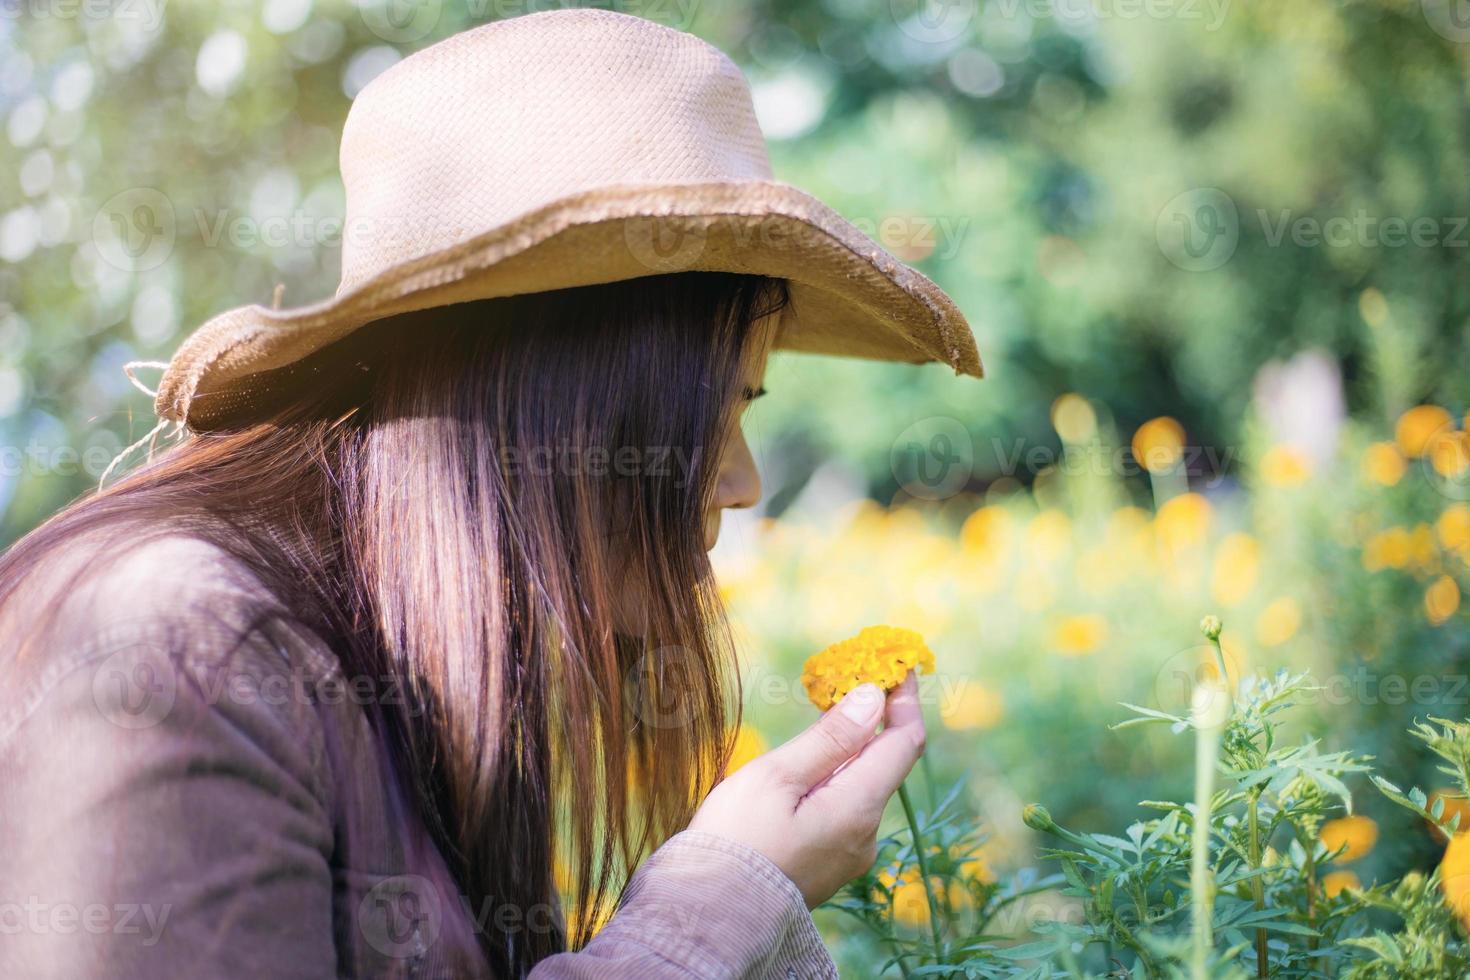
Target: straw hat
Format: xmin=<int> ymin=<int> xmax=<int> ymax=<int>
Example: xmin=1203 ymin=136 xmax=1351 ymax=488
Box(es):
xmin=148 ymin=8 xmax=982 ymax=433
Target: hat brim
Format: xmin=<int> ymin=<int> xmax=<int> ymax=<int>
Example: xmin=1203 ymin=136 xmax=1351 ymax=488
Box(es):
xmin=155 ymin=179 xmax=983 ymax=430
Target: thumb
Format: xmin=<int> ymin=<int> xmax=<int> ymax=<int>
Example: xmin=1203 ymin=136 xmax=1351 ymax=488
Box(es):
xmin=761 ymin=683 xmax=886 ymax=792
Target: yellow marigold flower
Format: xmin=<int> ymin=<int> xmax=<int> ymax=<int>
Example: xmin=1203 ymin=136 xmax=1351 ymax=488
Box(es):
xmin=800 ymin=625 xmax=935 ymax=712
xmin=724 ymin=725 xmax=767 ymax=776
xmin=1255 ymin=597 xmax=1302 ymax=648
xmin=1441 ymin=831 xmax=1470 ymax=929
xmin=1439 ymin=505 xmax=1470 ymax=552
xmin=1211 ymin=533 xmax=1260 ymax=607
xmin=1321 ymin=870 xmax=1361 ymax=898
xmin=941 ymin=682 xmax=1005 ymax=731
xmin=1052 ymin=614 xmax=1108 ymax=656
xmin=1259 ymin=445 xmax=1312 ymax=487
xmin=1426 ymin=575 xmax=1461 ymax=626
xmin=1320 ymin=815 xmax=1378 ymax=862
xmin=1361 ymin=441 xmax=1406 ymax=486
xmin=1133 ymin=416 xmax=1186 ymax=474
xmin=1396 ymin=405 xmax=1454 ymax=458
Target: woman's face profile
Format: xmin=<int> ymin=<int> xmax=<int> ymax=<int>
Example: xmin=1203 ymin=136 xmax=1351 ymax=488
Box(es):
xmin=703 ymin=310 xmax=778 ymax=552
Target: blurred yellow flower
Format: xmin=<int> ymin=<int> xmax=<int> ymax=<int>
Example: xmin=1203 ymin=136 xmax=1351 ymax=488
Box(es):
xmin=1425 ymin=575 xmax=1461 ymax=626
xmin=1260 ymin=445 xmax=1312 ymax=487
xmin=1430 ymin=430 xmax=1470 ymax=478
xmin=1320 ymin=815 xmax=1378 ymax=862
xmin=880 ymin=870 xmax=968 ymax=928
xmin=1361 ymin=527 xmax=1412 ymax=571
xmin=1051 ymin=393 xmax=1097 ymax=444
xmin=1211 ymin=533 xmax=1261 ymax=606
xmin=1396 ymin=405 xmax=1453 ymax=458
xmin=1361 ymin=441 xmax=1406 ymax=486
xmin=959 ymin=507 xmax=1014 ymax=559
xmin=941 ymin=682 xmax=1005 ymax=731
xmin=1428 ymin=790 xmax=1470 ymax=842
xmin=1321 ymin=870 xmax=1360 ymax=898
xmin=1439 ymin=505 xmax=1470 ymax=552
xmin=1155 ymin=493 xmax=1213 ymax=552
xmin=800 ymin=625 xmax=935 ymax=712
xmin=724 ymin=726 xmax=767 ymax=776
xmin=1441 ymin=831 xmax=1470 ymax=929
xmin=1132 ymin=416 xmax=1186 ymax=473
xmin=1052 ymin=614 xmax=1108 ymax=656
xmin=1255 ymin=596 xmax=1302 ymax=647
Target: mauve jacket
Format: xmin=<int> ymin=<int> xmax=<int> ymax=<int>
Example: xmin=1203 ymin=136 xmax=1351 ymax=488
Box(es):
xmin=0 ymin=531 xmax=840 ymax=979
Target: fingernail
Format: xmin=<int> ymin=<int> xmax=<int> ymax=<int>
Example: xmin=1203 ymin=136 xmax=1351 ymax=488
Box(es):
xmin=838 ymin=683 xmax=884 ymax=724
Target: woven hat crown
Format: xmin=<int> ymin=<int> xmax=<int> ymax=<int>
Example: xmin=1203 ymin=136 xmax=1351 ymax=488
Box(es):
xmin=338 ymin=9 xmax=773 ymax=291
xmin=149 ymin=8 xmax=980 ymax=433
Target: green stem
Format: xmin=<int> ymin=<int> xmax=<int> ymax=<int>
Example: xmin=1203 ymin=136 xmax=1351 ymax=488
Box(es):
xmin=1248 ymin=792 xmax=1269 ymax=977
xmin=1190 ymin=706 xmax=1222 ymax=980
xmin=898 ymin=781 xmax=946 ymax=964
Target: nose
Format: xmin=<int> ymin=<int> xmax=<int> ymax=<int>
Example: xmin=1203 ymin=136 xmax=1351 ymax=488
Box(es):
xmin=714 ymin=427 xmax=761 ymax=512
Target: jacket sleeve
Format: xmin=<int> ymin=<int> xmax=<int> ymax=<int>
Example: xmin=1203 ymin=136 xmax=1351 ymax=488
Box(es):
xmin=533 ymin=830 xmax=838 ymax=980
xmin=0 ymin=614 xmax=342 ymax=980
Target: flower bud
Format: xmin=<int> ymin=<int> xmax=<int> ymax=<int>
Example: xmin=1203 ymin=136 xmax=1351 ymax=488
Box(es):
xmin=1200 ymin=615 xmax=1223 ymax=641
xmin=1022 ymin=803 xmax=1055 ymax=832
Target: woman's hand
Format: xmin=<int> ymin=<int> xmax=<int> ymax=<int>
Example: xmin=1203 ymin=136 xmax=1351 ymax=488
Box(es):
xmin=688 ymin=672 xmax=927 ymax=909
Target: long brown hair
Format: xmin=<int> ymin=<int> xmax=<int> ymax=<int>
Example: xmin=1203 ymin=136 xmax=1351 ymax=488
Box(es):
xmin=0 ymin=271 xmax=789 ymax=976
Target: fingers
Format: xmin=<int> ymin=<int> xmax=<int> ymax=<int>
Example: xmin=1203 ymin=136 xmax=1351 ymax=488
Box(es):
xmin=814 ymin=673 xmax=927 ymax=812
xmin=758 ymin=683 xmax=885 ymax=791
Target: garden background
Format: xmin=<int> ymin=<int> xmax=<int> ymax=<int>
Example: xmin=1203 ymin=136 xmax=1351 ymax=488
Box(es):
xmin=2 ymin=0 xmax=1469 ymax=973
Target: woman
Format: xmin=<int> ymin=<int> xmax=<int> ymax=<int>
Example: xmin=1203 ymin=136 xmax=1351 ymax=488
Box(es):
xmin=0 ymin=9 xmax=980 ymax=979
